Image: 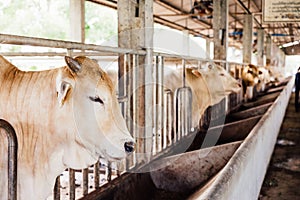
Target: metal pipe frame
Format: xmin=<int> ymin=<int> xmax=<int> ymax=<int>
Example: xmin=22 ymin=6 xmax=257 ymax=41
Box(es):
xmin=0 ymin=33 xmax=249 ymax=200
xmin=174 ymin=86 xmax=193 ymax=141
xmin=0 ymin=34 xmax=146 ymax=55
xmin=154 ymin=56 xmax=164 ymax=155
xmin=163 ymin=89 xmax=174 ymax=147
xmin=0 ymin=119 xmax=18 ymax=200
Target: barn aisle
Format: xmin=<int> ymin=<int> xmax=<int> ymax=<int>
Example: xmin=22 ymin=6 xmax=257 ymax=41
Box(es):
xmin=259 ymin=92 xmax=300 ymax=199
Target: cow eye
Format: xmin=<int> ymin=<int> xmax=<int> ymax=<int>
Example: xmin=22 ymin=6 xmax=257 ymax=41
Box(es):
xmin=220 ymin=73 xmax=225 ymax=76
xmin=89 ymin=96 xmax=104 ymax=104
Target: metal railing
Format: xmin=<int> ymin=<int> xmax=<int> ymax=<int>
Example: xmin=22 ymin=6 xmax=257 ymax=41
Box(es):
xmin=0 ymin=119 xmax=18 ymax=200
xmin=0 ymin=33 xmax=247 ymax=200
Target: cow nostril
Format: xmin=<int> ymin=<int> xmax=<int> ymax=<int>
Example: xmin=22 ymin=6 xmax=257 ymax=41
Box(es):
xmin=124 ymin=141 xmax=135 ymax=153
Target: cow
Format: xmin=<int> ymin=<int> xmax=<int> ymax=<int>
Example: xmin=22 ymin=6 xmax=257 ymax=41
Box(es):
xmin=164 ymin=64 xmax=242 ymax=128
xmin=257 ymin=67 xmax=271 ymax=92
xmin=0 ymin=55 xmax=135 ymax=200
xmin=241 ymin=64 xmax=260 ymax=92
xmin=266 ymin=66 xmax=286 ymax=85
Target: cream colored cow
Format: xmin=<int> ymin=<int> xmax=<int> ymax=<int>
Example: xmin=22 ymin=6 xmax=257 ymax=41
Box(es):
xmin=164 ymin=65 xmax=242 ymax=128
xmin=0 ymin=56 xmax=134 ymax=200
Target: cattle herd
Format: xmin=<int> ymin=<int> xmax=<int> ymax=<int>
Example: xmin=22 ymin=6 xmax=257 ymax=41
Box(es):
xmin=0 ymin=55 xmax=285 ymax=199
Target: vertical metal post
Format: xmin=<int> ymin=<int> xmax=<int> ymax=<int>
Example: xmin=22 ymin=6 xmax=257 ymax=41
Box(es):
xmin=94 ymin=161 xmax=99 ymax=190
xmin=53 ymin=176 xmax=60 ymax=200
xmin=0 ymin=119 xmax=18 ymax=200
xmin=174 ymin=87 xmax=193 ymax=141
xmin=82 ymin=168 xmax=88 ymax=196
xmin=69 ymin=168 xmax=75 ymax=200
xmin=132 ymin=54 xmax=139 ymax=164
xmin=266 ymin=35 xmax=272 ymax=66
xmin=107 ymin=161 xmax=112 ymax=182
xmin=154 ymin=56 xmax=164 ymax=154
xmin=163 ymin=89 xmax=173 ymax=147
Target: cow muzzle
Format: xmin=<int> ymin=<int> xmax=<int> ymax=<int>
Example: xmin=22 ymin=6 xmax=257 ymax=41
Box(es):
xmin=124 ymin=141 xmax=135 ymax=153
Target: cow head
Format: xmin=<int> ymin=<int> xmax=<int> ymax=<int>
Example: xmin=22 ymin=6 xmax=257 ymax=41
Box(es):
xmin=56 ymin=56 xmax=135 ymax=167
xmin=241 ymin=64 xmax=260 ymax=86
xmin=185 ymin=65 xmax=241 ymax=128
xmin=193 ymin=65 xmax=242 ymax=105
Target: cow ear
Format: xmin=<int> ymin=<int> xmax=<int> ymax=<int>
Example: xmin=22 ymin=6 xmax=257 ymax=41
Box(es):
xmin=57 ymin=81 xmax=73 ymax=107
xmin=191 ymin=69 xmax=202 ymax=78
xmin=65 ymin=56 xmax=81 ymax=74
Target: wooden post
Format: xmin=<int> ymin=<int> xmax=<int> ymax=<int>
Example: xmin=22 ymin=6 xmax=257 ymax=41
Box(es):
xmin=242 ymin=14 xmax=253 ymax=64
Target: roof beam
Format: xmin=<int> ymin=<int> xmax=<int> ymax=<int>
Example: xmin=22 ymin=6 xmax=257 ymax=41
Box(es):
xmin=155 ymin=0 xmax=212 ymax=28
xmin=233 ymin=0 xmax=262 ymax=28
xmin=154 ymin=15 xmax=209 ymax=38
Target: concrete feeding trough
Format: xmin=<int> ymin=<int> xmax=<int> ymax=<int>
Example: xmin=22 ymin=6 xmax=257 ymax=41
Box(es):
xmin=189 ymin=77 xmax=293 ymax=200
xmin=79 ymin=78 xmax=292 ymax=200
xmin=149 ymin=141 xmax=242 ymax=192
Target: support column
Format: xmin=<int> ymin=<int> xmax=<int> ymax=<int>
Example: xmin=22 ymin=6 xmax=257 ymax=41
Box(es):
xmin=206 ymin=39 xmax=211 ymax=59
xmin=266 ymin=35 xmax=272 ymax=66
xmin=69 ymin=0 xmax=85 ymax=42
xmin=257 ymin=29 xmax=264 ymax=66
xmin=118 ymin=0 xmax=154 ymax=163
xmin=213 ymin=0 xmax=228 ymax=63
xmin=182 ymin=30 xmax=190 ymax=56
xmin=242 ymin=14 xmax=253 ymax=64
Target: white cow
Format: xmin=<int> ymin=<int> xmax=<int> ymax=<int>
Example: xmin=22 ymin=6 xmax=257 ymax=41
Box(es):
xmin=0 ymin=55 xmax=135 ymax=200
xmin=106 ymin=64 xmax=241 ymax=129
xmin=164 ymin=64 xmax=242 ymax=128
xmin=257 ymin=67 xmax=271 ymax=92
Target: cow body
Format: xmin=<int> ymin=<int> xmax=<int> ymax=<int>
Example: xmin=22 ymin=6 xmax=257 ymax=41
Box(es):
xmin=0 ymin=56 xmax=134 ymax=199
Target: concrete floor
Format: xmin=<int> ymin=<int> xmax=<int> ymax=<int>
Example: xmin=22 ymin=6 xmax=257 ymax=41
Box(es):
xmin=259 ymin=92 xmax=300 ymax=199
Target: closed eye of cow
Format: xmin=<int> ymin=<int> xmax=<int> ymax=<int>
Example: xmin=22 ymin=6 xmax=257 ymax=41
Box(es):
xmin=89 ymin=95 xmax=104 ymax=104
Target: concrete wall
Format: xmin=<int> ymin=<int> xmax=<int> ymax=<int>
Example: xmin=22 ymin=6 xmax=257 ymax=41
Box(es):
xmin=189 ymin=77 xmax=294 ymax=200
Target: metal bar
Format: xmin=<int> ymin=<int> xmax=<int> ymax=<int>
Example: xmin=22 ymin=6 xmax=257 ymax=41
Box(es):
xmin=159 ymin=57 xmax=165 ymax=149
xmin=53 ymin=176 xmax=60 ymax=200
xmin=0 ymin=34 xmax=146 ymax=55
xmin=155 ymin=0 xmax=212 ymax=28
xmin=163 ymin=89 xmax=173 ymax=147
xmin=154 ymin=56 xmax=164 ymax=154
xmin=94 ymin=161 xmax=100 ymax=190
xmin=132 ymin=54 xmax=139 ymax=164
xmin=174 ymin=86 xmax=193 ymax=140
xmin=182 ymin=59 xmax=186 ymax=87
xmin=174 ymin=87 xmax=192 ymax=141
xmin=0 ymin=119 xmax=18 ymax=200
xmin=69 ymin=168 xmax=75 ymax=200
xmin=1 ymin=52 xmax=119 ymax=57
xmin=82 ymin=168 xmax=89 ymax=196
xmin=234 ymin=0 xmax=261 ymax=28
xmin=107 ymin=161 xmax=112 ymax=182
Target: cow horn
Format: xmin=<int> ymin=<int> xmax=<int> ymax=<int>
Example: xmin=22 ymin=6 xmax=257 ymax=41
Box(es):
xmin=65 ymin=56 xmax=81 ymax=73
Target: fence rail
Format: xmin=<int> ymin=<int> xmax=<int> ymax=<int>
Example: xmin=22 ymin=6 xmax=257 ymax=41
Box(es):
xmin=0 ymin=33 xmax=246 ymax=200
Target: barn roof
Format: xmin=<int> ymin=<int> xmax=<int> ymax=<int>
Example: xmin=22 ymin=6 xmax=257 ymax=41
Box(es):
xmin=88 ymin=0 xmax=300 ymax=55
